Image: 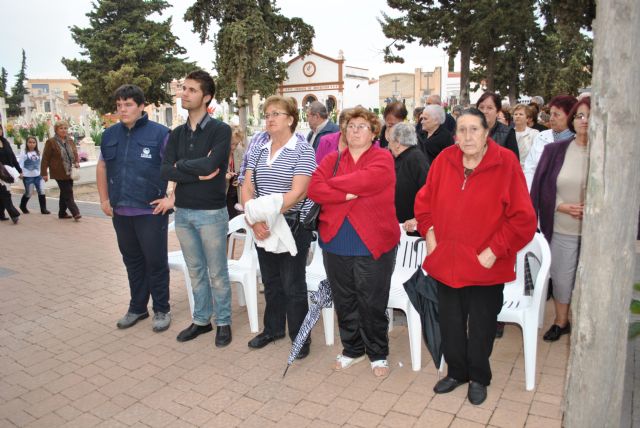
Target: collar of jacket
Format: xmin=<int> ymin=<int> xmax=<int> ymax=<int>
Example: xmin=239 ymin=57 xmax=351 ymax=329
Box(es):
xmin=442 ymin=137 xmax=503 ymax=176
xmin=119 ymin=112 xmax=150 ymax=132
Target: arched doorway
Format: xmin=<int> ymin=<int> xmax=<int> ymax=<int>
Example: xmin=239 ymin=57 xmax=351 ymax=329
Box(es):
xmin=326 ymin=96 xmax=337 ymax=113
xmin=302 ymin=94 xmax=317 ymax=109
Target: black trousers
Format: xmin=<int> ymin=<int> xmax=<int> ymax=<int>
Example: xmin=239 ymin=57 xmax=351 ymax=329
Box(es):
xmin=0 ymin=185 xmax=19 ymax=218
xmin=112 ymin=214 xmax=170 ymax=314
xmin=55 ymin=179 xmax=80 ymax=216
xmin=323 ymin=247 xmax=396 ymax=362
xmin=255 ymin=226 xmax=312 ymax=340
xmin=437 ymin=281 xmax=504 ymax=386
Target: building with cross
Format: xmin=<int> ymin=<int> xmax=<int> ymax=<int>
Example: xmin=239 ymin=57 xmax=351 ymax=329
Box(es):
xmin=378 ymin=67 xmax=443 ymax=112
xmin=278 ymin=50 xmax=378 ymax=113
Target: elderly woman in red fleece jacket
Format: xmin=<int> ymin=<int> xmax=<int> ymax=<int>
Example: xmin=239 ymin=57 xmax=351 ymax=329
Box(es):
xmin=414 ymin=108 xmax=536 ymax=405
xmin=308 ymin=106 xmax=400 ymax=378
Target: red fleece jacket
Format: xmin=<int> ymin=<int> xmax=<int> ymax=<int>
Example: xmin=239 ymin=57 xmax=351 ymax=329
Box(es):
xmin=307 ymin=146 xmax=400 ymax=259
xmin=414 ymin=139 xmax=536 ymax=287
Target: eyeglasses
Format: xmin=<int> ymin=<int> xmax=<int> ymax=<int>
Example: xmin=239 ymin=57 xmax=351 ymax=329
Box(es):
xmin=264 ymin=111 xmax=289 ymax=120
xmin=346 ymin=124 xmax=370 ymax=131
xmin=574 ymin=113 xmax=589 ymax=121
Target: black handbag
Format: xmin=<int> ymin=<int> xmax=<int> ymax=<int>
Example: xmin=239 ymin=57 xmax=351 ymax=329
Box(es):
xmin=302 ymin=151 xmax=341 ymax=231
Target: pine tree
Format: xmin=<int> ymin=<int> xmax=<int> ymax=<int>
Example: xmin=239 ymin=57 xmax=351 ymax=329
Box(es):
xmin=0 ymin=67 xmax=8 ymax=99
xmin=8 ymin=50 xmax=28 ymax=117
xmin=184 ymin=0 xmax=314 ymax=130
xmin=62 ymin=0 xmax=195 ymax=115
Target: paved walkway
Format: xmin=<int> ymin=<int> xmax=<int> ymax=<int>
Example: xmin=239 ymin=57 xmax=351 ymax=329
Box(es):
xmin=1 ymin=199 xmax=569 ymax=427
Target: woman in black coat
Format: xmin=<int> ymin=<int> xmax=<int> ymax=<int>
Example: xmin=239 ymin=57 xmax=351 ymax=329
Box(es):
xmin=387 ymin=122 xmax=429 ymax=235
xmin=418 ymin=104 xmax=455 ymax=164
xmin=477 ymin=92 xmax=519 ymax=160
xmin=0 ymin=124 xmax=22 ymax=223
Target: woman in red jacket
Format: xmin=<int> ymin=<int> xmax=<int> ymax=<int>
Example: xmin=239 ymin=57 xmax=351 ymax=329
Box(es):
xmin=414 ymin=108 xmax=536 ymax=405
xmin=308 ymin=106 xmax=400 ymax=378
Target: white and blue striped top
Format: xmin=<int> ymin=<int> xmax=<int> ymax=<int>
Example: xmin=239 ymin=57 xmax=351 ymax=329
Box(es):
xmin=246 ymin=133 xmax=317 ymax=219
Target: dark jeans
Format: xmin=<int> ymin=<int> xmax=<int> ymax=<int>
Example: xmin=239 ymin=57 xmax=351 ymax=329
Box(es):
xmin=0 ymin=185 xmax=19 ymax=218
xmin=255 ymin=226 xmax=312 ymax=340
xmin=437 ymin=281 xmax=504 ymax=386
xmin=55 ymin=179 xmax=80 ymax=216
xmin=323 ymin=247 xmax=396 ymax=362
xmin=112 ymin=214 xmax=170 ymax=314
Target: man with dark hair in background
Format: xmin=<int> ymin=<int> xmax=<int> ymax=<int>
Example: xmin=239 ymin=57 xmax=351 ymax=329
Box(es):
xmin=97 ymin=84 xmax=172 ymax=332
xmin=160 ymin=70 xmax=234 ymax=348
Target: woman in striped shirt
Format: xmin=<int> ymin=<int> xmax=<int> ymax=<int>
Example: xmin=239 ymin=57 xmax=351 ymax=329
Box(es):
xmin=241 ymin=96 xmax=317 ymax=359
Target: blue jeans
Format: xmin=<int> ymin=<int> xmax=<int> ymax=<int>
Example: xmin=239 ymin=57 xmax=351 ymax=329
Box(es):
xmin=175 ymin=207 xmax=232 ymax=326
xmin=23 ymin=176 xmax=45 ymax=196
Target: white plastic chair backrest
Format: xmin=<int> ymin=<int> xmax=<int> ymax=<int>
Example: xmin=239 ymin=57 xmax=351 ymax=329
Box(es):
xmin=228 ymin=214 xmax=255 ymax=265
xmin=504 ymin=233 xmax=551 ymax=308
xmin=395 ymin=227 xmax=426 ymax=277
xmin=308 ymin=233 xmax=324 ymax=272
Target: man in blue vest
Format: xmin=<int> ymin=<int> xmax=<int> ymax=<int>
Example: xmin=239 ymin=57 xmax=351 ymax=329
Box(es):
xmin=96 ymin=84 xmax=172 ymax=332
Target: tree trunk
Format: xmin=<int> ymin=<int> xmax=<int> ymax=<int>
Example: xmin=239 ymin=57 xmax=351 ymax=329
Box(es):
xmin=459 ymin=41 xmax=471 ymax=105
xmin=485 ymin=47 xmax=495 ymax=92
xmin=508 ymin=67 xmax=518 ymax=106
xmin=236 ymin=74 xmax=247 ymax=133
xmin=564 ymin=2 xmax=640 ymax=427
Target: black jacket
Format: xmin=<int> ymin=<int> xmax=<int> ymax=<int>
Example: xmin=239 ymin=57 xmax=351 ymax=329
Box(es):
xmin=418 ymin=125 xmax=454 ymax=165
xmin=394 ymin=146 xmax=429 ymax=223
xmin=490 ymin=122 xmax=519 ymax=160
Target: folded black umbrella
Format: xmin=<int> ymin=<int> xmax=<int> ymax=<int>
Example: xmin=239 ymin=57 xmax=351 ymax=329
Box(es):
xmin=403 ymin=268 xmax=442 ymax=366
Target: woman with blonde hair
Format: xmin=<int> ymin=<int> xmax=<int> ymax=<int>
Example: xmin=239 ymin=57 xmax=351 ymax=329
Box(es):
xmin=512 ymin=104 xmax=540 ymax=169
xmin=41 ymin=120 xmax=81 ymax=220
xmin=226 ymin=125 xmax=245 ymax=218
xmin=242 ymin=96 xmax=316 ymax=358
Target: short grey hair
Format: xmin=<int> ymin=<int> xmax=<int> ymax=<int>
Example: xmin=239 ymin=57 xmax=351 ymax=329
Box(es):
xmin=426 ymin=94 xmax=442 ymax=105
xmin=531 ymin=95 xmax=544 ymax=105
xmin=307 ymin=101 xmax=328 ymax=119
xmin=391 ymin=122 xmax=417 ymax=147
xmin=424 ymin=104 xmax=446 ymax=125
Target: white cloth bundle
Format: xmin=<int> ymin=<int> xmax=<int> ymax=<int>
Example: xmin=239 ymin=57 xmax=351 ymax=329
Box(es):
xmin=244 ymin=193 xmax=298 ymax=256
xmin=0 ymin=165 xmax=20 ymax=186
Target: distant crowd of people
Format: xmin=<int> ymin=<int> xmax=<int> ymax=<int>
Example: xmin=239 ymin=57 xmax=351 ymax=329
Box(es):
xmin=1 ymin=67 xmax=595 ymax=406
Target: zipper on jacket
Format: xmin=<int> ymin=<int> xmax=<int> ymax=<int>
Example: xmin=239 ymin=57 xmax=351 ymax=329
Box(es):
xmin=461 ymin=176 xmax=468 ymax=190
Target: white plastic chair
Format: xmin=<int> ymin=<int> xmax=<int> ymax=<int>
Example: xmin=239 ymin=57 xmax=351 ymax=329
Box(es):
xmin=387 ymin=227 xmax=427 ymax=371
xmin=497 ymin=233 xmax=551 ymax=391
xmin=305 ymin=237 xmax=335 ymax=345
xmin=168 ymin=215 xmax=260 ymax=333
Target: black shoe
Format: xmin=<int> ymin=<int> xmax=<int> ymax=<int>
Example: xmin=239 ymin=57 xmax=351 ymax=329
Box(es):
xmin=468 ymin=381 xmax=487 ymax=405
xmin=73 ymin=214 xmax=82 ymax=222
xmin=59 ymin=213 xmax=72 ymax=219
xmin=215 ymin=325 xmax=232 ymax=348
xmin=176 ymin=323 xmax=213 ymax=342
xmin=543 ymin=323 xmax=571 ymax=342
xmin=0 ymin=216 xmax=7 ymax=221
xmin=433 ymin=376 xmax=466 ymax=394
xmin=495 ymin=322 xmax=505 ymax=338
xmin=248 ymin=331 xmax=285 ymax=349
xmin=296 ymin=339 xmax=311 ymax=360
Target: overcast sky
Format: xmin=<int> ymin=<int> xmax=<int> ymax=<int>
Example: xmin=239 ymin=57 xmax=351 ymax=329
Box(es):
xmin=0 ymin=0 xmax=449 ymax=91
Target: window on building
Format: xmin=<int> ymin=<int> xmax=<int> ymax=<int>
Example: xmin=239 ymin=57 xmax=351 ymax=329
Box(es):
xmin=32 ymin=84 xmax=49 ymax=95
